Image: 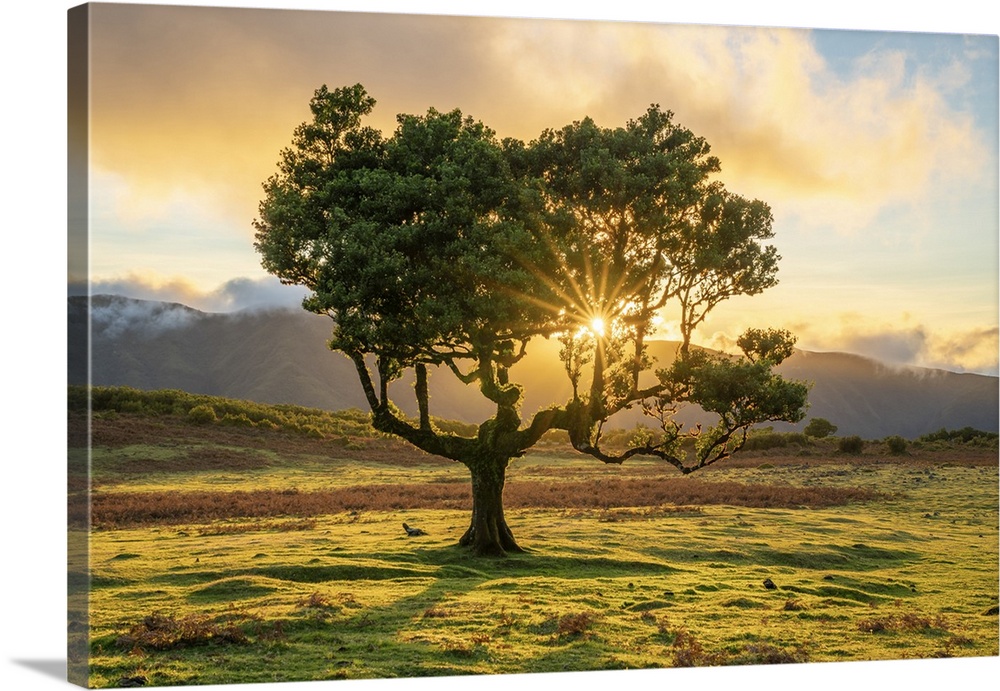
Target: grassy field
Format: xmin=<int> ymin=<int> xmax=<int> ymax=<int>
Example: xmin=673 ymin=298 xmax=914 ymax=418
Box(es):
xmin=70 ymin=389 xmax=999 ymax=687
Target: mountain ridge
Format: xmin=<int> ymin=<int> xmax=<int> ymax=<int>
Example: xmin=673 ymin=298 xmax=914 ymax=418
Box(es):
xmin=69 ymin=295 xmax=999 ymax=439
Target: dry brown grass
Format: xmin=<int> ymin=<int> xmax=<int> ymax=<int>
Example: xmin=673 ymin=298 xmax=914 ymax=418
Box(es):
xmin=857 ymin=611 xmax=951 ymax=634
xmin=115 ymin=612 xmax=250 ymax=652
xmin=90 ymin=476 xmax=883 ymax=529
xmin=555 ymin=612 xmax=596 ymax=638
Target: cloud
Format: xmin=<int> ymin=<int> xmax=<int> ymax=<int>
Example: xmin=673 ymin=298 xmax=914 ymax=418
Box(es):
xmin=923 ymin=327 xmax=1000 ymax=375
xmin=211 ymin=277 xmax=312 ymax=312
xmin=76 ymin=274 xmax=310 ymax=313
xmin=802 ymin=318 xmax=998 ymax=375
xmin=86 ymin=8 xmax=993 ymax=239
xmin=89 ymin=297 xmax=199 ymax=339
xmin=841 ymin=326 xmax=930 ymax=367
xmin=693 ymin=304 xmax=998 ymax=375
xmin=493 ymin=22 xmax=990 ymax=235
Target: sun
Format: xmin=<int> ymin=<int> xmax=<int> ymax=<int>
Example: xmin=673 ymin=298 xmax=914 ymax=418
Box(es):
xmin=589 ymin=317 xmax=606 ymax=337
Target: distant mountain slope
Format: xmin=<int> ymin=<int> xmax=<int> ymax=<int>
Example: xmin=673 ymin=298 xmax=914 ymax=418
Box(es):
xmin=68 ymin=295 xmax=998 ymax=439
xmin=775 ymin=350 xmax=998 ymax=440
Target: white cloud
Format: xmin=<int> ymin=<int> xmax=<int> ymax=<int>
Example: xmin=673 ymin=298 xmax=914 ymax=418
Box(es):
xmin=492 ymin=22 xmax=990 ymax=235
xmin=81 ymin=274 xmax=310 ymax=313
xmin=793 ymin=318 xmax=998 ymax=375
xmin=90 ymin=297 xmax=199 ymax=339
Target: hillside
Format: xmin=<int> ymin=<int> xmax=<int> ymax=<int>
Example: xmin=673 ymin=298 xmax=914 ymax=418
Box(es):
xmin=68 ymin=295 xmax=999 ymax=439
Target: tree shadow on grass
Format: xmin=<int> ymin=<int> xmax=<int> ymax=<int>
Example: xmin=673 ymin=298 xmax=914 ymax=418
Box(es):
xmin=640 ymin=542 xmax=919 ymax=572
xmin=149 ymin=544 xmax=684 ymax=591
xmin=101 ymin=543 xmax=689 ymax=681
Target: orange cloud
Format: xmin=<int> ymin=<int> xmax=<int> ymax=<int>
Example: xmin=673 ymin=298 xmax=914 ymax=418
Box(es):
xmin=87 ymin=8 xmax=991 ymax=238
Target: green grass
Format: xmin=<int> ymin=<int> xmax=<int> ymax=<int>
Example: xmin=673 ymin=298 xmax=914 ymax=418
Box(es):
xmin=85 ymin=498 xmax=999 ymax=685
xmin=72 ymin=390 xmax=999 ymax=687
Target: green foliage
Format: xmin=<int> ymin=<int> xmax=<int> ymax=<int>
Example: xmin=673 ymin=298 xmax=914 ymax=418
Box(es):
xmin=187 ymin=404 xmax=217 ymax=425
xmin=743 ymin=428 xmax=811 ymax=451
xmin=804 ymin=417 xmax=838 ymax=439
xmin=661 ymin=342 xmax=809 ymax=432
xmin=838 ymin=436 xmax=865 ymax=455
xmin=254 ymin=83 xmax=554 ymax=364
xmin=884 ymin=435 xmax=908 ymax=456
xmin=737 ymin=328 xmax=796 ymax=364
xmin=919 ymin=427 xmax=998 ymax=446
xmin=252 ymin=83 xmax=808 ymax=466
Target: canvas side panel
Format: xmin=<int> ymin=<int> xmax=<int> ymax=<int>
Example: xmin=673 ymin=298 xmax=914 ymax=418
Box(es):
xmin=67 ymin=3 xmax=91 ymax=688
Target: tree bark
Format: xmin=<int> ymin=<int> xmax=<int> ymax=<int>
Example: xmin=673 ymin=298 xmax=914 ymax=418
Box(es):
xmin=459 ymin=458 xmax=523 ymax=556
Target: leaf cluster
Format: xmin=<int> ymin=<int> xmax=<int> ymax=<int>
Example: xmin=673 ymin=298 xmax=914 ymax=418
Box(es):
xmin=253 ymin=84 xmax=810 ymax=472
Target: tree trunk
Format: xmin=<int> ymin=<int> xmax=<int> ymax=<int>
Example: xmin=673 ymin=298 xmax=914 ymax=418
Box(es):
xmin=459 ymin=458 xmax=523 ymax=556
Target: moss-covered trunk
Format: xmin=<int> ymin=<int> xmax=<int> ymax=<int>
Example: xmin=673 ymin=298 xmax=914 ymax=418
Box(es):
xmin=459 ymin=457 xmax=522 ymax=557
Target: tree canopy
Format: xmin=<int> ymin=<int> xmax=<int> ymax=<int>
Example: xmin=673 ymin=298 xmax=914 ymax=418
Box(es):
xmin=254 ymin=84 xmax=809 ymax=555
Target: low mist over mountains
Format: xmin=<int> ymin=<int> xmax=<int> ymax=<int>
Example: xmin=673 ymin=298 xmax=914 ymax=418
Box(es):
xmin=69 ymin=296 xmax=998 ymax=439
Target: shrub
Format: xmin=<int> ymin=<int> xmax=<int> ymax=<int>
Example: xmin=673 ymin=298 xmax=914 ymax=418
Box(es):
xmin=884 ymin=435 xmax=908 ymax=455
xmin=297 ymin=592 xmax=337 ymax=610
xmin=219 ymin=413 xmax=257 ymax=428
xmin=838 ymin=436 xmax=865 ymax=454
xmin=187 ymin=404 xmax=217 ymax=425
xmin=116 ymin=612 xmax=249 ymax=651
xmin=732 ymin=643 xmax=810 ymax=665
xmin=430 ymin=417 xmax=478 ymax=437
xmin=919 ymin=427 xmax=998 ymax=446
xmin=804 ymin=417 xmax=838 ymax=438
xmin=669 ymin=626 xmax=724 ymax=667
xmin=742 ymin=429 xmax=810 ymax=451
xmin=857 ymin=611 xmax=949 ymax=634
xmin=556 ymin=612 xmax=596 ymax=638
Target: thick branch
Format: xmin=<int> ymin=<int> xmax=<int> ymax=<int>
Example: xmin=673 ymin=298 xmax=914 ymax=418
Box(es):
xmin=446 ymin=358 xmax=480 ymax=385
xmin=347 ymin=350 xmax=381 ymax=410
xmin=346 ymin=351 xmax=474 ymax=463
xmin=415 ymin=363 xmax=431 ymax=432
xmin=513 ymin=405 xmax=571 ymax=451
xmin=576 ymin=441 xmax=691 ymax=473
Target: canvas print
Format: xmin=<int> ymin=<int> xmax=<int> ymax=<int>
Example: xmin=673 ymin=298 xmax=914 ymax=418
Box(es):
xmin=67 ymin=2 xmax=999 ymax=688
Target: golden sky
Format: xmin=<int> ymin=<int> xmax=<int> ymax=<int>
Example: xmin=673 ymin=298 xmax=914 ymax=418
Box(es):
xmin=77 ymin=1 xmax=999 ymax=374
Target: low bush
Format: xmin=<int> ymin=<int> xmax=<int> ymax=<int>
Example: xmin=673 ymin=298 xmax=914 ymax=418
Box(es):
xmin=857 ymin=611 xmax=949 ymax=634
xmin=297 ymin=592 xmax=337 ymax=610
xmin=743 ymin=429 xmax=810 ymax=451
xmin=116 ymin=612 xmax=249 ymax=652
xmin=884 ymin=435 xmax=908 ymax=455
xmin=556 ymin=612 xmax=596 ymax=638
xmin=919 ymin=427 xmax=998 ymax=446
xmin=670 ymin=626 xmax=725 ymax=667
xmin=838 ymin=436 xmax=865 ymax=455
xmin=731 ymin=643 xmax=810 ymax=665
xmin=72 ymin=385 xmax=485 ymax=443
xmin=187 ymin=404 xmax=217 ymax=424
